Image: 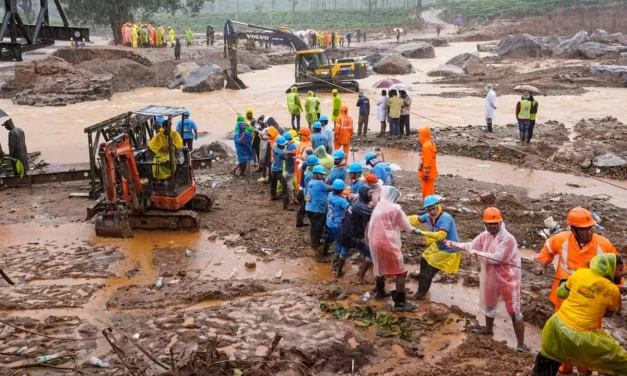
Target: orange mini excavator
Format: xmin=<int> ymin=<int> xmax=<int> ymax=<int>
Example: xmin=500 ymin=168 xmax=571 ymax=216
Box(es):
xmin=93 ymin=106 xmax=212 ymax=238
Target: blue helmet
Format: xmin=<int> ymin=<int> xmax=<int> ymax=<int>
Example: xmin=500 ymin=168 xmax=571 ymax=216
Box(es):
xmin=348 ymin=163 xmax=363 ymax=173
xmin=155 ymin=116 xmax=165 ymax=125
xmin=283 ymin=132 xmax=293 ymax=141
xmin=287 ymin=143 xmax=298 ymax=152
xmin=312 ymin=165 xmax=327 ymax=175
xmin=332 ymin=179 xmax=346 ymax=190
xmin=306 ymin=155 xmax=319 ymax=166
xmin=365 ymin=152 xmax=377 ymax=164
xmin=423 ymin=195 xmax=440 ymax=208
xmin=332 ymin=150 xmax=346 ymax=160
xmin=312 ymin=121 xmax=322 ymax=130
xmin=184 ymin=111 xmax=190 ymax=116
xmin=319 ymin=115 xmax=329 ymax=122
xmin=276 ymin=136 xmax=287 ymax=146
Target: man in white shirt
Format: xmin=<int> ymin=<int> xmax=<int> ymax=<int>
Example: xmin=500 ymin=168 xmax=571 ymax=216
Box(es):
xmin=485 ymin=84 xmax=497 ymax=133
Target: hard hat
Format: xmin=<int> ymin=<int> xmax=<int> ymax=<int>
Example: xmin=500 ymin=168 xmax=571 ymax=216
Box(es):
xmin=184 ymin=111 xmax=190 ymax=116
xmin=365 ymin=152 xmax=377 ymax=164
xmin=319 ymin=115 xmax=329 ymax=122
xmin=283 ymin=132 xmax=293 ymax=141
xmin=332 ymin=89 xmax=338 ymax=94
xmin=312 ymin=121 xmax=322 ymax=130
xmin=364 ymin=174 xmax=378 ymax=184
xmin=348 ymin=163 xmax=363 ymax=173
xmin=287 ymin=143 xmax=298 ymax=152
xmin=332 ymin=179 xmax=346 ymax=190
xmin=423 ymin=195 xmax=440 ymax=208
xmin=483 ymin=207 xmax=502 ymax=223
xmin=333 ymin=150 xmax=346 ymax=159
xmin=312 ymin=165 xmax=327 ymax=175
xmin=306 ymin=155 xmax=319 ymax=166
xmin=276 ymin=136 xmax=287 ymax=146
xmin=567 ymin=207 xmax=596 ymax=228
xmin=299 ymin=127 xmax=311 ymax=136
xmin=246 ymin=107 xmax=253 ymax=114
xmin=341 ymin=105 xmax=349 ymax=113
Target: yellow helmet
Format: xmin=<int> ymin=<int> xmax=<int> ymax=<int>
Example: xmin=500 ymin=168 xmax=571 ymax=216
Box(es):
xmin=332 ymin=89 xmax=338 ymax=94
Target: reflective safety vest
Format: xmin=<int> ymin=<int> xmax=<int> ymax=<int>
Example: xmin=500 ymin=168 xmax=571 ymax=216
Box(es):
xmin=306 ymin=97 xmax=318 ymax=115
xmin=287 ymin=93 xmax=301 ymax=114
xmin=518 ymin=99 xmax=531 ymax=120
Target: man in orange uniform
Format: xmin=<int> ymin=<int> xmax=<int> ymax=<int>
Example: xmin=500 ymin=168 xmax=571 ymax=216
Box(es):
xmin=334 ymin=105 xmax=353 ymax=164
xmin=417 ymin=127 xmax=438 ymax=200
xmin=294 ymin=127 xmax=312 ymax=196
xmin=534 ymin=207 xmax=618 ymax=375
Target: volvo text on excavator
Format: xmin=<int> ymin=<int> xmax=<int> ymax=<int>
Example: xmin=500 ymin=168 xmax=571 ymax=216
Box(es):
xmin=223 ymin=20 xmax=368 ymax=93
xmin=90 ymin=106 xmax=212 ymax=238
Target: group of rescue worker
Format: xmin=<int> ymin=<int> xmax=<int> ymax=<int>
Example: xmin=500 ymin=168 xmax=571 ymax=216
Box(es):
xmin=146 ymin=111 xmax=198 ymax=180
xmin=307 ymin=30 xmax=360 ymax=50
xmin=229 ymin=92 xmax=627 ymax=375
xmin=120 ymin=23 xmax=195 ymax=49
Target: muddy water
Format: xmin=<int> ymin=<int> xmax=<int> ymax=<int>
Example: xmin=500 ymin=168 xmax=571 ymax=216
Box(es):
xmin=355 ymin=148 xmax=627 ymax=208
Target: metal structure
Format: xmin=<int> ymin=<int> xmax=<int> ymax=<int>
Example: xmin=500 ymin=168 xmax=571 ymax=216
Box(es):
xmin=0 ymin=0 xmax=90 ymax=61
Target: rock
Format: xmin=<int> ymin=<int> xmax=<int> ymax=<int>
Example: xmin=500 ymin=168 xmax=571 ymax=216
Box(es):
xmin=238 ymin=50 xmax=270 ymax=70
xmin=477 ymin=43 xmax=497 ymax=53
xmin=591 ymin=29 xmax=610 ymax=43
xmin=593 ymin=153 xmax=627 ymax=167
xmin=591 ymin=65 xmax=627 ymax=79
xmin=192 ymin=141 xmax=236 ymax=160
xmin=174 ymin=62 xmax=200 ymax=81
xmin=578 ymin=42 xmax=623 ymax=59
xmin=245 ymin=262 xmax=256 ymax=269
xmin=168 ymin=78 xmax=184 ymax=90
xmin=479 ymin=192 xmax=496 ymax=204
xmin=619 ymin=52 xmax=627 ymax=66
xmin=373 ymin=54 xmax=414 ymax=75
xmin=409 ymin=37 xmax=449 ymax=47
xmin=462 ymin=56 xmax=486 ymax=74
xmin=610 ymin=33 xmax=627 ymax=45
xmin=394 ymin=42 xmax=435 ymax=59
xmin=237 ymin=64 xmax=252 ymax=74
xmin=182 ymin=64 xmax=225 ymax=93
xmin=427 ymin=64 xmax=465 ymax=77
xmin=553 ymin=30 xmax=589 ymax=58
xmin=52 ymin=47 xmax=153 ymax=66
xmin=544 ymin=35 xmax=562 ymax=48
xmin=362 ymin=53 xmax=389 ymax=66
xmin=579 ymin=158 xmax=592 ymax=169
xmin=446 ymin=52 xmax=478 ymax=68
xmin=497 ymin=34 xmax=550 ymax=57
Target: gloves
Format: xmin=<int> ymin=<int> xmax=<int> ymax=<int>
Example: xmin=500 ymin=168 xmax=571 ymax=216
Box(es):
xmin=467 ymin=249 xmax=478 ymax=259
xmin=414 ymin=228 xmax=423 ymax=235
xmin=422 ymin=175 xmax=430 ymax=182
xmin=194 ymin=134 xmax=199 ymax=141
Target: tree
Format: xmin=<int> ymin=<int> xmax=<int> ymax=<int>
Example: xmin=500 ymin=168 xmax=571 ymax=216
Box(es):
xmin=63 ymin=0 xmax=211 ymax=45
xmin=288 ymin=0 xmax=297 ymax=26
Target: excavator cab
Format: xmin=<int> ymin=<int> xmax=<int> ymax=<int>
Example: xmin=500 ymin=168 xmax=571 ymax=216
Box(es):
xmin=292 ymin=49 xmax=368 ymax=93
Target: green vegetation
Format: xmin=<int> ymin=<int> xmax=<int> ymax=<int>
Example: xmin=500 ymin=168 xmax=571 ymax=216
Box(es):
xmin=149 ymin=7 xmax=415 ymax=32
xmin=444 ymin=0 xmax=625 ymax=23
xmin=320 ymin=303 xmax=415 ymax=340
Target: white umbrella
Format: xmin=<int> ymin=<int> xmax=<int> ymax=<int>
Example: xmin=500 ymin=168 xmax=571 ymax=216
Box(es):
xmin=393 ymin=27 xmax=404 ymax=33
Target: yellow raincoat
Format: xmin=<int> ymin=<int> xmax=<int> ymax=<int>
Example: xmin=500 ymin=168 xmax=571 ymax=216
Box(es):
xmin=156 ymin=26 xmax=165 ymax=46
xmin=168 ymin=28 xmax=175 ymax=45
xmin=540 ymin=254 xmax=627 ymax=375
xmin=149 ymin=128 xmax=183 ymax=179
xmin=332 ymin=93 xmax=342 ymax=122
xmin=132 ymin=24 xmax=138 ymax=48
xmin=305 ymin=91 xmax=320 ymax=124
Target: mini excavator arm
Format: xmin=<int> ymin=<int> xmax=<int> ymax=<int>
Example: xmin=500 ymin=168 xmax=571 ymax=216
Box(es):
xmin=99 ymin=134 xmax=143 ymax=210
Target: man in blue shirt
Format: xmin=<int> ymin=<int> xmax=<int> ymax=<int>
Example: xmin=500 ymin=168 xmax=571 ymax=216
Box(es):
xmin=271 ymin=136 xmax=290 ymax=210
xmin=323 ymin=179 xmax=350 ymax=257
xmin=365 ymin=152 xmax=393 ymax=186
xmin=306 ymin=165 xmax=331 ymax=250
xmin=356 ymin=92 xmax=370 ymax=136
xmin=284 ymin=143 xmax=297 ymax=208
xmin=176 ymin=111 xmax=198 ymax=150
xmin=327 ymin=150 xmax=347 ymax=184
xmin=297 ymin=155 xmax=319 ymax=227
xmin=348 ymin=163 xmax=364 ymax=194
xmin=311 ymin=121 xmax=328 ymax=151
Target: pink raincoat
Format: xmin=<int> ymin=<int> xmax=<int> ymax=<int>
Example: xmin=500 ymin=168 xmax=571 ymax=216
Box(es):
xmin=367 ymin=186 xmax=414 ymax=277
xmin=456 ymin=223 xmax=521 ymax=318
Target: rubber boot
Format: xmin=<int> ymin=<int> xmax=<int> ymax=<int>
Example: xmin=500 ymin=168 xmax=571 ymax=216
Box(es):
xmin=373 ymin=276 xmax=391 ymax=300
xmin=392 ymin=291 xmax=418 ymax=312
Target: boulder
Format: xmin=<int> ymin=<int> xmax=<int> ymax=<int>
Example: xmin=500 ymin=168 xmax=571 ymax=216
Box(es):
xmin=610 ymin=33 xmax=627 ymax=45
xmin=373 ymin=54 xmax=414 ymax=75
xmin=591 ymin=65 xmax=627 ymax=79
xmin=497 ymin=34 xmax=551 ymax=57
xmin=427 ymin=64 xmax=465 ymax=77
xmin=578 ymin=42 xmax=622 ymax=59
xmin=192 ymin=141 xmax=236 ymax=160
xmin=409 ymin=37 xmax=449 ymax=47
xmin=544 ymin=35 xmax=562 ymax=48
xmin=591 ymin=29 xmax=610 ymax=43
xmin=477 ymin=43 xmax=497 ymax=53
xmin=593 ymin=153 xmax=627 ymax=167
xmin=618 ymin=52 xmax=627 ymax=66
xmin=237 ymin=64 xmax=252 ymax=74
xmin=446 ymin=52 xmax=478 ymax=68
xmin=462 ymin=56 xmax=486 ymax=74
xmin=174 ymin=62 xmax=200 ymax=81
xmin=238 ymin=50 xmax=270 ymax=70
xmin=553 ymin=31 xmax=589 ymax=58
xmin=394 ymin=42 xmax=435 ymax=59
xmin=362 ymin=53 xmax=389 ymax=66
xmin=479 ymin=192 xmax=496 ymax=204
xmin=182 ymin=64 xmax=225 ymax=93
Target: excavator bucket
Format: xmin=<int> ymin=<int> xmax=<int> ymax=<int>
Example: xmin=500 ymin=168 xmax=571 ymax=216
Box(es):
xmin=95 ymin=212 xmax=133 ymax=238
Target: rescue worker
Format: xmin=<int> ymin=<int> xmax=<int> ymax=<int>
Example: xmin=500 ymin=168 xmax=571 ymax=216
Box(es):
xmin=176 ymin=111 xmax=198 ymax=150
xmin=148 ymin=24 xmax=156 ymax=47
xmin=323 ymin=179 xmax=350 ymax=256
xmin=418 ymin=127 xmax=438 ymax=200
xmin=315 ymin=145 xmax=334 ymax=174
xmin=311 ymin=122 xmax=328 ymax=151
xmin=233 ymin=120 xmax=253 ymax=177
xmin=284 ymin=142 xmax=298 ymax=209
xmin=338 ymin=185 xmax=374 ymax=282
xmin=121 ymin=23 xmax=128 ymax=45
xmin=3 ymin=119 xmax=29 ymax=175
xmin=157 ymin=25 xmax=166 ymax=47
xmin=532 ymin=254 xmax=627 ymax=376
xmin=408 ymin=195 xmax=460 ymax=300
xmin=206 ymin=25 xmax=214 ymax=46
xmin=294 ymin=127 xmax=312 ymax=195
xmin=314 ymin=92 xmax=322 ymax=121
xmin=132 ymin=23 xmax=139 ymax=48
xmin=184 ymin=27 xmax=193 ymax=47
xmin=485 ymin=84 xmax=496 ymax=132
xmin=140 ymin=25 xmax=149 ymax=48
xmin=331 ymin=31 xmax=336 ymax=49
xmin=376 ymin=90 xmax=388 ymax=135
xmin=305 ymin=91 xmax=320 ymax=129
xmin=446 ymin=208 xmax=525 ymax=352
xmin=348 ymin=163 xmax=365 ymax=194
xmin=528 ymin=94 xmax=539 ymax=144
xmin=516 ymin=92 xmax=532 ymax=145
xmin=334 ymin=105 xmax=353 ymax=162
xmin=297 ymin=155 xmax=319 ymax=227
xmin=320 ymin=115 xmax=334 ymax=154
xmin=287 ymin=86 xmax=303 ymax=130
xmin=365 ymin=152 xmax=393 ymax=186
xmin=368 ymin=186 xmax=419 ymax=312
xmin=332 ymin=89 xmax=342 ymax=126
xmin=356 ymin=92 xmax=370 ymax=136
xmin=174 ymin=38 xmax=181 ymax=60
xmin=148 ymin=120 xmax=183 ymax=180
xmin=327 ymin=150 xmax=347 ymax=184
xmin=270 ymin=136 xmax=290 ymax=210
xmin=306 ymin=165 xmax=331 ymax=250
xmin=168 ymin=27 xmax=175 ymax=46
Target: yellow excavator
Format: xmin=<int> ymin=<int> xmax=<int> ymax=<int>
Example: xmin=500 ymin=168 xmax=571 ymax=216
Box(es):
xmin=224 ymin=20 xmax=368 ymax=93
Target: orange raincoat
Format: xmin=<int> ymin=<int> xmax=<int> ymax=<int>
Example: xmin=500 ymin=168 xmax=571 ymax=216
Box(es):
xmin=418 ymin=127 xmax=438 ymax=200
xmin=295 ymin=128 xmax=312 ymax=193
xmin=334 ymin=106 xmax=353 ymax=160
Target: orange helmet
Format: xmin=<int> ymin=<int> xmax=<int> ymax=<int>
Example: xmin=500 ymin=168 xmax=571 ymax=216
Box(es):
xmin=341 ymin=105 xmax=349 ymax=114
xmin=364 ymin=173 xmax=378 ymax=184
xmin=567 ymin=207 xmax=596 ymax=228
xmin=483 ymin=207 xmax=502 ymax=223
xmin=299 ymin=127 xmax=311 ymax=136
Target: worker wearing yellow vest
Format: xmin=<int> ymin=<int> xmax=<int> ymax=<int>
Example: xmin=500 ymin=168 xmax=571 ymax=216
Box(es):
xmin=527 ymin=94 xmax=539 ymax=144
xmin=516 ymin=92 xmax=532 ymax=145
xmin=305 ymin=91 xmax=320 ymax=129
xmin=331 ymin=89 xmax=342 ymax=125
xmin=287 ymin=86 xmax=303 ymax=131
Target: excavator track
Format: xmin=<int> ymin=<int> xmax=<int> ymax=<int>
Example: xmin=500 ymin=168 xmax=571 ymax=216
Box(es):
xmin=185 ymin=191 xmax=214 ymax=212
xmin=288 ymin=80 xmax=360 ymax=94
xmin=128 ymin=210 xmax=200 ymax=232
